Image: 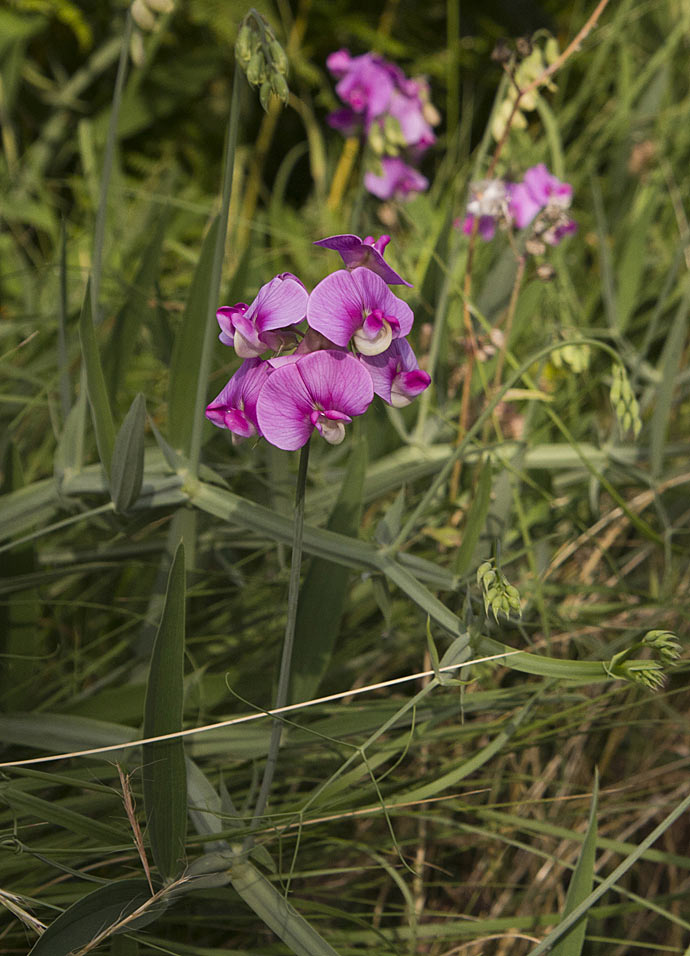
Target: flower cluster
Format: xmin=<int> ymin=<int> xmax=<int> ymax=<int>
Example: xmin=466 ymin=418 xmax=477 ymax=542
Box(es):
xmin=461 ymin=163 xmax=576 ymax=248
xmin=326 ymin=49 xmax=439 ymax=201
xmin=206 ymin=235 xmax=430 ymax=450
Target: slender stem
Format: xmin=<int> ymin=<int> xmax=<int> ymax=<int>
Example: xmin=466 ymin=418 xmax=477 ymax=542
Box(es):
xmin=251 ymin=439 xmax=311 ymax=829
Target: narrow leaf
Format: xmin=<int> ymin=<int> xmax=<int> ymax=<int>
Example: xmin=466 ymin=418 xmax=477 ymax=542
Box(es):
xmin=143 ymin=541 xmax=187 ymax=882
xmin=110 ymin=393 xmax=146 ymax=513
xmin=229 ymin=858 xmax=342 ymax=956
xmin=54 ymin=389 xmax=87 ymax=483
xmin=167 ymin=216 xmax=220 ymax=455
xmin=455 ymin=458 xmax=493 ymax=575
xmin=28 ymin=880 xmax=160 ymax=955
xmin=78 ymin=277 xmax=116 ymax=477
xmin=551 ymin=770 xmax=599 ymax=956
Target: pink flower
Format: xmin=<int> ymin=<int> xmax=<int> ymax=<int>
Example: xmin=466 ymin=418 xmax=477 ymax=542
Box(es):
xmin=509 ymin=164 xmax=573 ymax=229
xmin=328 ymin=51 xmax=394 ymax=126
xmin=313 ymin=233 xmax=411 ymax=286
xmin=364 ymin=157 xmax=428 ymax=201
xmin=216 ymin=273 xmax=307 ymax=359
xmin=205 ymin=358 xmax=273 ymax=441
xmin=256 ymin=350 xmax=374 ymax=450
xmin=307 ymin=267 xmax=413 ymax=356
xmin=359 ymin=338 xmax=430 ymax=407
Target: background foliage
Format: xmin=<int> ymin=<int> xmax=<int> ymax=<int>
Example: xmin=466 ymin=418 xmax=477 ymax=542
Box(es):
xmin=1 ymin=0 xmax=690 ymax=954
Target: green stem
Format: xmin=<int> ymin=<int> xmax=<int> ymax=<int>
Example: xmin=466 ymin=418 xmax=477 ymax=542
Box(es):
xmin=189 ymin=62 xmax=243 ymax=475
xmin=251 ymin=440 xmax=311 ymax=829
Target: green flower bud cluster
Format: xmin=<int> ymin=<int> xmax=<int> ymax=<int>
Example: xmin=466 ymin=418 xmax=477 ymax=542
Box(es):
xmin=551 ymin=332 xmax=591 ymax=374
xmin=477 ymin=560 xmax=521 ymax=621
xmin=491 ymin=33 xmax=559 ymax=146
xmin=235 ymin=10 xmax=290 ymax=111
xmin=606 ymin=629 xmax=680 ymax=690
xmin=129 ymin=0 xmax=175 ymax=66
xmin=610 ymin=363 xmax=641 ymax=438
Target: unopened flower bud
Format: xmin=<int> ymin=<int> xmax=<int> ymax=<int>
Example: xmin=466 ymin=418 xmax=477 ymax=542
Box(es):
xmin=147 ymin=0 xmax=174 ymax=12
xmin=235 ymin=23 xmax=253 ymax=67
xmin=247 ymin=50 xmax=266 ymax=86
xmin=536 ymin=263 xmax=556 ymax=281
xmin=131 ymin=0 xmax=155 ymax=31
xmin=259 ymin=80 xmax=272 ymax=111
xmin=268 ymin=37 xmax=288 ymax=75
xmin=270 ymin=72 xmax=289 ymax=104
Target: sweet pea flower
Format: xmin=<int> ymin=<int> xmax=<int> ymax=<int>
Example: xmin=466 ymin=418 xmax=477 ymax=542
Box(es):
xmin=509 ymin=163 xmax=573 ymax=229
xmin=359 ymin=338 xmax=431 ymax=407
xmin=205 ymin=358 xmax=273 ymax=441
xmin=216 ymin=273 xmax=307 ymax=359
xmin=313 ymin=233 xmax=412 ymax=286
xmin=364 ymin=157 xmax=429 ymax=201
xmin=328 ymin=51 xmax=394 ymax=126
xmin=307 ymin=267 xmax=413 ymax=356
xmin=256 ymin=350 xmax=374 ymax=450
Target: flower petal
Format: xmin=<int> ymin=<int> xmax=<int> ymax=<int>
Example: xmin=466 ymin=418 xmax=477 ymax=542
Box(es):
xmin=255 ymin=361 xmax=316 ymax=450
xmin=247 ymin=273 xmax=308 ymax=334
xmin=307 ymin=270 xmax=367 ymax=346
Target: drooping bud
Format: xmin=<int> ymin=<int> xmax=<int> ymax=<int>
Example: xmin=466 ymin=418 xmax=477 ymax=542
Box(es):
xmin=235 ymin=10 xmax=290 ymax=112
xmin=259 ymin=80 xmax=272 ymax=112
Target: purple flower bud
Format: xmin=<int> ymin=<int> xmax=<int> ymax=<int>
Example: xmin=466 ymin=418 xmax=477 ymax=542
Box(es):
xmin=205 ymin=358 xmax=273 ymax=442
xmin=313 ymin=233 xmax=412 ymax=286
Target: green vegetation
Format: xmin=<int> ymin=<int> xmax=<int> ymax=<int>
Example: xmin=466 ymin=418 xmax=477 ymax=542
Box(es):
xmin=1 ymin=1 xmax=689 ymax=954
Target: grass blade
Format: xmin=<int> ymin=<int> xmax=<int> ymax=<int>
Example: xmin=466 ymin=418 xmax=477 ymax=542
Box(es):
xmin=167 ymin=216 xmax=219 ymax=456
xmin=110 ymin=392 xmax=146 ymax=513
xmin=142 ymin=541 xmax=188 ymax=882
xmin=454 ymin=457 xmax=493 ymax=576
xmin=78 ymin=277 xmax=116 ymax=477
xmin=229 ymin=859 xmax=342 ymax=956
xmin=550 ymin=770 xmax=598 ymax=956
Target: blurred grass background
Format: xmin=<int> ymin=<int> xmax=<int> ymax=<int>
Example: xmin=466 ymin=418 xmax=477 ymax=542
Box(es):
xmin=1 ymin=0 xmax=690 ymax=953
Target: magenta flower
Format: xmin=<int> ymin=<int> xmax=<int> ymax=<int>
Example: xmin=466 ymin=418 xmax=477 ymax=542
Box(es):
xmin=327 ymin=50 xmax=394 ymax=126
xmin=313 ymin=233 xmax=412 ymax=287
xmin=509 ymin=164 xmax=573 ymax=229
xmin=307 ymin=267 xmax=413 ymax=356
xmin=256 ymin=350 xmax=374 ymax=450
xmin=359 ymin=338 xmax=431 ymax=407
xmin=364 ymin=157 xmax=429 ymax=201
xmin=205 ymin=358 xmax=273 ymax=441
xmin=216 ymin=273 xmax=308 ymax=359
xmin=385 ymin=84 xmax=436 ymax=151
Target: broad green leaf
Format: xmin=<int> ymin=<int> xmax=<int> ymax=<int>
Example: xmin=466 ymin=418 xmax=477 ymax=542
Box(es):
xmin=143 ymin=541 xmax=188 ymax=882
xmin=551 ymin=770 xmax=598 ymax=956
xmin=110 ymin=393 xmax=146 ymax=513
xmin=289 ymin=439 xmax=367 ymax=704
xmin=454 ymin=458 xmax=493 ymax=575
xmin=78 ymin=277 xmax=116 ymax=477
xmin=28 ymin=880 xmax=160 ymax=955
xmin=229 ymin=858 xmax=342 ymax=956
xmin=167 ymin=216 xmax=220 ymax=455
